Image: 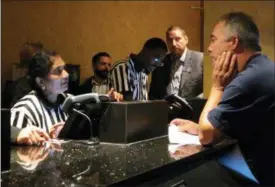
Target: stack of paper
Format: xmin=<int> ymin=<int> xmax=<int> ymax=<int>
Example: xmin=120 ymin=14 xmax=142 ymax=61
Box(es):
xmin=168 ymin=124 xmax=201 ymax=145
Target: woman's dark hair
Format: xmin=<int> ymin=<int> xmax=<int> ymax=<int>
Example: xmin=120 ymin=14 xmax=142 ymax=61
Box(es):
xmin=28 ymin=52 xmax=54 ymax=91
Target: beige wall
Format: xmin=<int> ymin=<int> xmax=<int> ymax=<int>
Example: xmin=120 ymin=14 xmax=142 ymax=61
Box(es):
xmin=1 ymin=1 xmax=202 ymax=86
xmin=203 ymin=1 xmax=275 ymax=98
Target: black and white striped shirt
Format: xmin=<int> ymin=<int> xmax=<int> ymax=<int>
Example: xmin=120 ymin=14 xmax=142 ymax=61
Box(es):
xmin=111 ymin=57 xmax=148 ymax=101
xmin=10 ymin=91 xmax=68 ymax=133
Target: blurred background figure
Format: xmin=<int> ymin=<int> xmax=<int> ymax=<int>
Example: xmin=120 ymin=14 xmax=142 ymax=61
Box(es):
xmin=9 ymin=41 xmax=45 ymax=107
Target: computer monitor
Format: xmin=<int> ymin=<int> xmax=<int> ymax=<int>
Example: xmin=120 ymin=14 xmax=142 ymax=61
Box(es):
xmin=58 ymin=94 xmax=110 ymax=140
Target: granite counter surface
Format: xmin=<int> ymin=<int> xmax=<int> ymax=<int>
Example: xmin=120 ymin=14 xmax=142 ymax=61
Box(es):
xmin=1 ymin=136 xmax=235 ymax=187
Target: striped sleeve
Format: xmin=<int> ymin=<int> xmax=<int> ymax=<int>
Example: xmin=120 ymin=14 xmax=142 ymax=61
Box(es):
xmin=10 ymin=92 xmax=69 ymax=133
xmin=111 ymin=61 xmax=131 ymax=93
xmin=10 ymin=109 xmax=34 ymax=129
xmin=11 ymin=93 xmax=41 ymax=129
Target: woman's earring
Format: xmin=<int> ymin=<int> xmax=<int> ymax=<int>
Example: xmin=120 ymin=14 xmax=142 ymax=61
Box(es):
xmin=41 ymin=84 xmax=45 ymax=90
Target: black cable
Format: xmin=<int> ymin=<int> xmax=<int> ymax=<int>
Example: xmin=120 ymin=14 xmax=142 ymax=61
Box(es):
xmin=72 ymin=108 xmax=99 ymax=145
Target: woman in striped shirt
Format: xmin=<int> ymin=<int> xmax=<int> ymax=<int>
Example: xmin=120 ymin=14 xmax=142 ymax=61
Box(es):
xmin=11 ymin=51 xmax=69 ymax=145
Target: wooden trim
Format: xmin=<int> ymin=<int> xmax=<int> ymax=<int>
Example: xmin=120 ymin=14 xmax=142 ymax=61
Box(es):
xmin=200 ymin=0 xmax=204 ymax=52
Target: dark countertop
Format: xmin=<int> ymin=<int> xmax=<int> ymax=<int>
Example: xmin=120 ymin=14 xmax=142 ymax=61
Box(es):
xmin=1 ymin=136 xmax=236 ymax=187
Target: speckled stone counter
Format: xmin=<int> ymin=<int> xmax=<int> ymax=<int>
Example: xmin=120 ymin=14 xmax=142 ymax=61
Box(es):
xmin=1 ymin=136 xmax=236 ymax=187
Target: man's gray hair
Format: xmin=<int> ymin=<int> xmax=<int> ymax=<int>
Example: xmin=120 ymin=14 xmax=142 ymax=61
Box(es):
xmin=219 ymin=12 xmax=261 ymax=52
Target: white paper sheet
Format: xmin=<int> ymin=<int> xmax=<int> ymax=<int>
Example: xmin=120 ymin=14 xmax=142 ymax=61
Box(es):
xmin=168 ymin=124 xmax=201 ymax=145
xmin=168 ymin=144 xmax=183 ymax=154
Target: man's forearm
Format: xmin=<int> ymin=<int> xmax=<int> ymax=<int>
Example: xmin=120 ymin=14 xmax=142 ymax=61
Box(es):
xmin=198 ymin=87 xmax=224 ymax=144
xmin=199 ymin=87 xmax=223 ymax=123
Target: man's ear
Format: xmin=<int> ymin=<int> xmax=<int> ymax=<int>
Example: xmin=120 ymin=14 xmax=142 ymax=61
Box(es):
xmin=92 ymin=63 xmax=97 ymax=72
xmin=184 ymin=35 xmax=189 ymax=45
xmin=35 ymin=77 xmax=45 ymax=90
xmin=230 ymin=36 xmax=243 ymax=53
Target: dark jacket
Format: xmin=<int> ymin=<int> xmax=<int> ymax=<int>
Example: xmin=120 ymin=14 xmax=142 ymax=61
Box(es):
xmin=78 ymin=76 xmax=112 ymax=95
xmin=149 ymin=49 xmax=203 ymax=100
xmin=78 ymin=77 xmax=94 ymax=94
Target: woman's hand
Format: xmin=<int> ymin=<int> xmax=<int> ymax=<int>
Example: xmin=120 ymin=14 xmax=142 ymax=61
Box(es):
xmin=49 ymin=122 xmax=65 ymax=139
xmin=17 ymin=125 xmax=50 ymax=145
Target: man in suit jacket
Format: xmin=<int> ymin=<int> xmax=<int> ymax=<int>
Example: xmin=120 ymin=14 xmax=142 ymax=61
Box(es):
xmin=149 ymin=26 xmax=203 ymax=100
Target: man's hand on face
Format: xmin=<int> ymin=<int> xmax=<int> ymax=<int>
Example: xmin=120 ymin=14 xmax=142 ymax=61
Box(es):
xmin=212 ymin=51 xmax=237 ymax=91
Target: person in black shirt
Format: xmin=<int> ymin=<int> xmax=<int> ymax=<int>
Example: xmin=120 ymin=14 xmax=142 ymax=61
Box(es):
xmin=169 ymin=12 xmax=274 ymax=185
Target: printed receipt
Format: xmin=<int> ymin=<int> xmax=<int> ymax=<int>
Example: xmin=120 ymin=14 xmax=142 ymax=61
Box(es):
xmin=168 ymin=124 xmax=201 ymax=145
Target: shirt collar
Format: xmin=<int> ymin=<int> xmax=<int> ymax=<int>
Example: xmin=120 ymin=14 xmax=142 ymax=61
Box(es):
xmin=91 ymin=76 xmax=108 ymax=85
xmin=128 ymin=56 xmax=135 ymax=70
xmin=179 ymin=48 xmax=188 ymax=62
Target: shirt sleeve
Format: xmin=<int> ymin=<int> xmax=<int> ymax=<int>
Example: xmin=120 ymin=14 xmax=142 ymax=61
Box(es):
xmin=111 ymin=63 xmax=131 ymax=93
xmin=10 ymin=126 xmax=22 ymax=143
xmin=207 ymin=85 xmax=253 ymax=138
xmin=10 ymin=108 xmax=34 ymax=129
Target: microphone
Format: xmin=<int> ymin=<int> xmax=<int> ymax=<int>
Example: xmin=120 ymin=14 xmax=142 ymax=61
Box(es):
xmin=61 ymin=93 xmax=110 ymax=113
xmin=59 ymin=93 xmax=110 ymax=144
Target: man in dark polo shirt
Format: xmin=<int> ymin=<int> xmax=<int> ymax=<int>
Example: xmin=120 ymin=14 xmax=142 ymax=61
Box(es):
xmin=170 ymin=12 xmax=274 ymax=185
